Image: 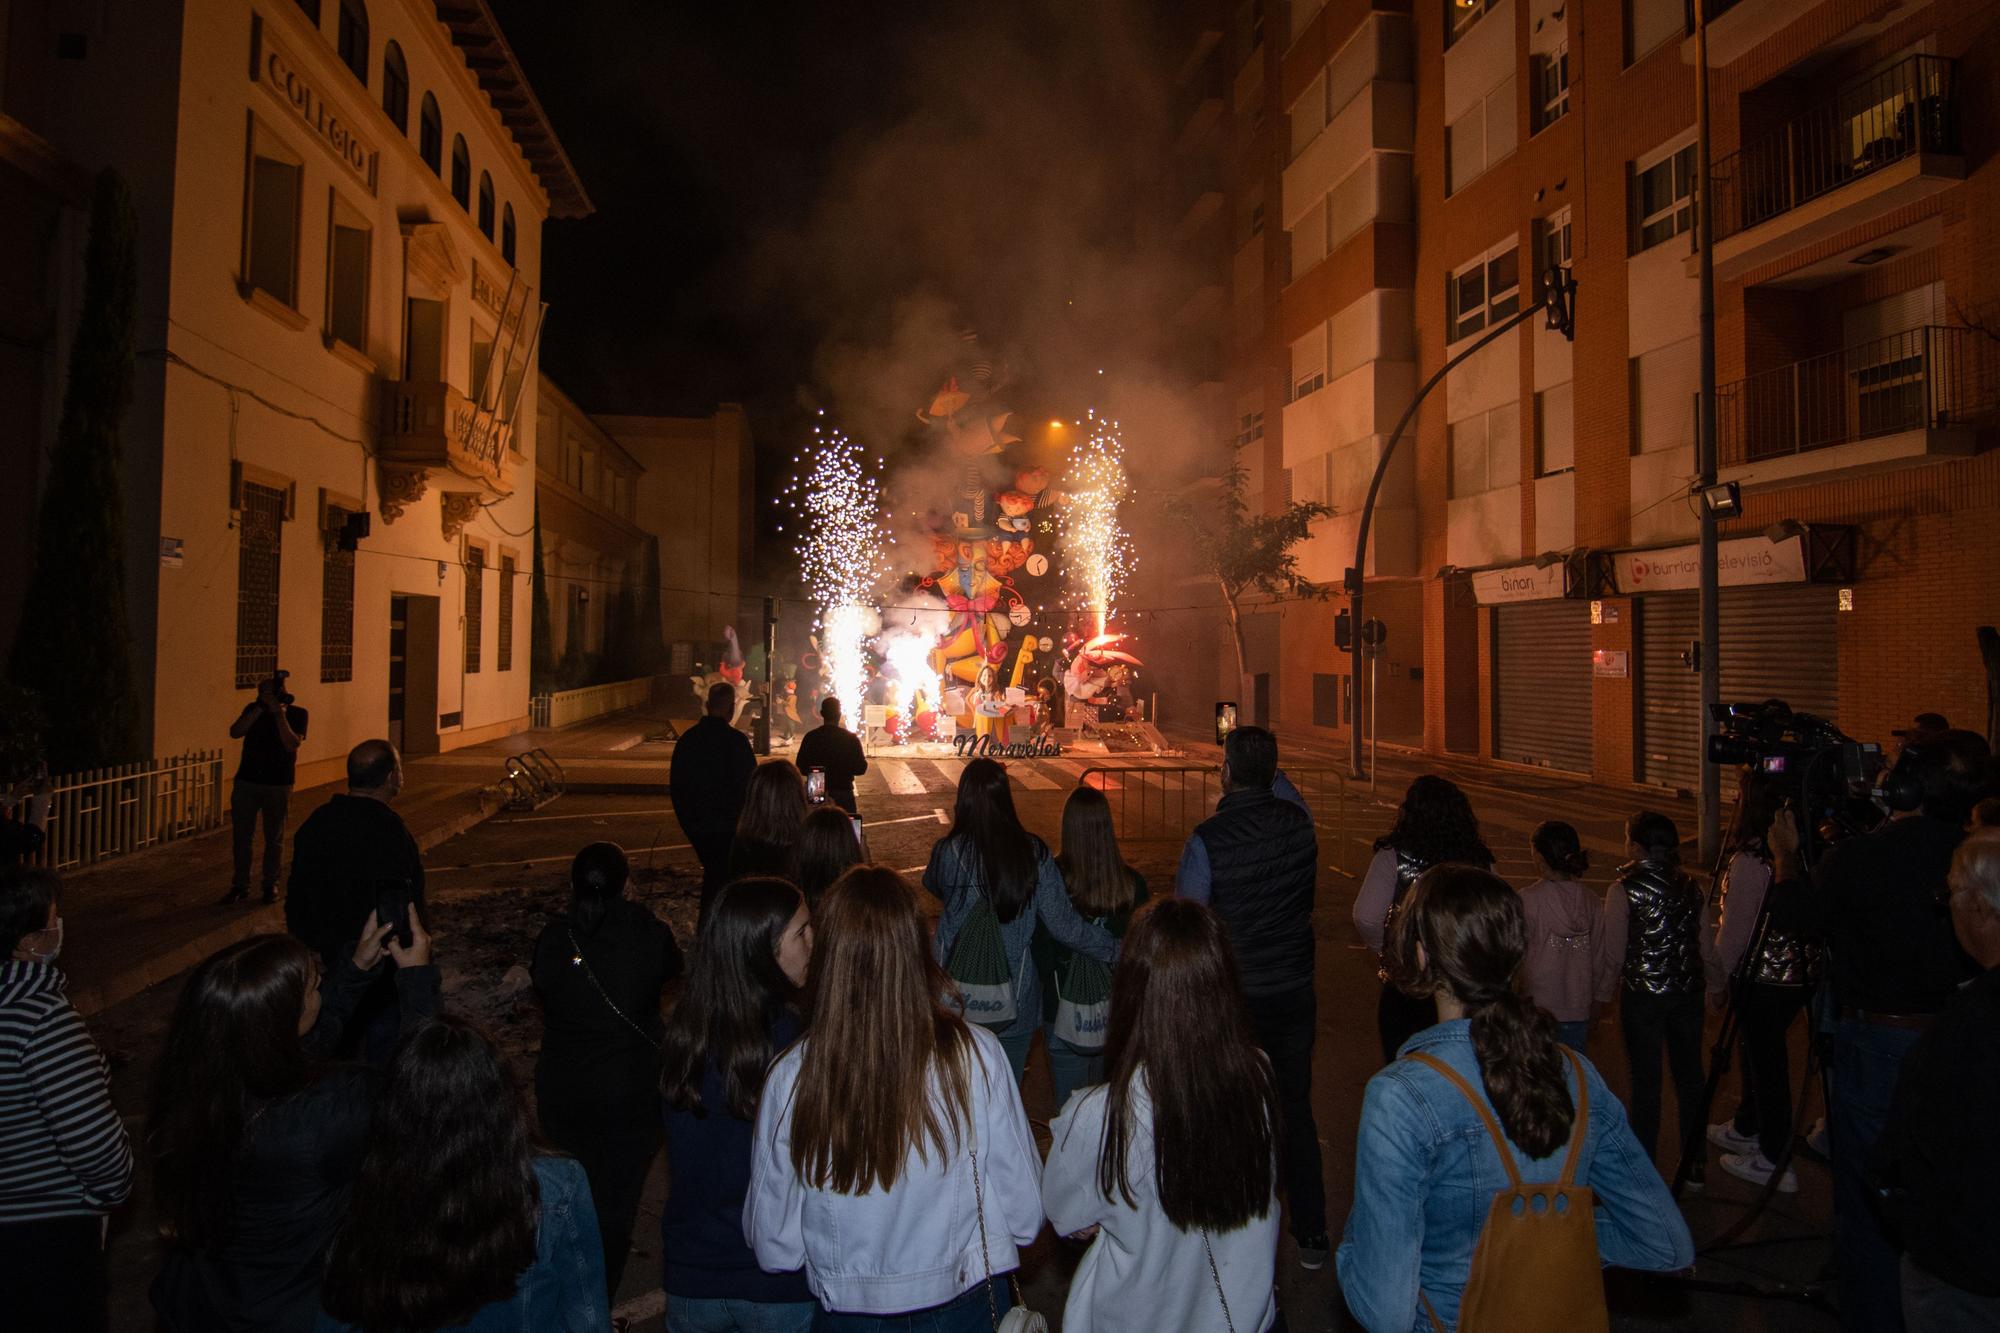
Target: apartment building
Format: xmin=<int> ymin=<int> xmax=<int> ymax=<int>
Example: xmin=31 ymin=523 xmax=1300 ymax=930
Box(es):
xmin=2 ymin=0 xmax=589 ymax=783
xmin=1180 ymin=0 xmax=1999 ymax=785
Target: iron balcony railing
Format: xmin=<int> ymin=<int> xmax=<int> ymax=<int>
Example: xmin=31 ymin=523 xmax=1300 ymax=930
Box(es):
xmin=1716 ymin=324 xmax=1987 ymax=468
xmin=1709 ymin=54 xmax=1958 ymax=246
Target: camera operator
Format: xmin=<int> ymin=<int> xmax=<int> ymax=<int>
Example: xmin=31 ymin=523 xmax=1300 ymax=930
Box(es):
xmin=223 ymin=671 xmax=308 ymax=905
xmin=1768 ymin=727 xmax=1991 ymax=1333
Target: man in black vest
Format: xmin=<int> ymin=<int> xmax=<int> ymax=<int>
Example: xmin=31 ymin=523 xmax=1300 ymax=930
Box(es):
xmin=795 ymin=696 xmax=868 ymax=815
xmin=1176 ymin=725 xmax=1326 ymax=1268
xmin=671 ymin=682 xmax=758 ymax=923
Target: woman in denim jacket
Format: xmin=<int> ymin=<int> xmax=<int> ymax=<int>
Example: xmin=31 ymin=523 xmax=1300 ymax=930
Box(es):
xmin=1337 ymin=866 xmax=1693 ymax=1331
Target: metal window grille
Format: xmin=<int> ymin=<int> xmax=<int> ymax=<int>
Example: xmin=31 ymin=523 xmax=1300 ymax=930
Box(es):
xmin=465 ymin=546 xmax=484 ymax=673
xmin=321 ymin=506 xmax=354 ymax=683
xmin=497 ymin=555 xmax=516 ymax=672
xmin=235 ymin=482 xmax=284 ymax=688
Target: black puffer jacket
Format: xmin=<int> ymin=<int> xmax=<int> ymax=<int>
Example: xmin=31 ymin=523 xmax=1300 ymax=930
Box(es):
xmin=1192 ymin=789 xmax=1318 ymax=997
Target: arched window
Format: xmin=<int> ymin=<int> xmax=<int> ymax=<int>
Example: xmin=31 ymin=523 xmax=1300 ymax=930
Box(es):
xmin=381 ymin=41 xmax=408 ymax=132
xmin=418 ymin=93 xmax=441 ymax=174
xmin=477 ymin=173 xmax=495 ymax=239
xmin=336 ymin=0 xmax=368 ymax=85
xmin=501 ymin=203 xmax=516 ymax=264
xmin=450 ymin=135 xmax=470 ymax=209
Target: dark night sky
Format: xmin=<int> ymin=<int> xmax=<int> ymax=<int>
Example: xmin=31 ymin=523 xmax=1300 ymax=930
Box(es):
xmin=484 ymin=0 xmax=1183 ymax=474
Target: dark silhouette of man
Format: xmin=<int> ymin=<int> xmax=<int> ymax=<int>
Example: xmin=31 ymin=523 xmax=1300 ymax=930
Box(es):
xmin=671 ymin=682 xmax=757 ymax=921
xmin=224 ymin=671 xmax=307 ymax=904
xmin=285 ymin=739 xmax=424 ymax=1060
xmin=795 ymin=696 xmax=869 ymax=816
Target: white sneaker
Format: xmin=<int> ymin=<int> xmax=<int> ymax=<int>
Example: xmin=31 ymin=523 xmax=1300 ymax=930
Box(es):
xmin=1719 ymin=1151 xmax=1798 ymax=1194
xmin=1707 ymin=1121 xmax=1759 ymax=1155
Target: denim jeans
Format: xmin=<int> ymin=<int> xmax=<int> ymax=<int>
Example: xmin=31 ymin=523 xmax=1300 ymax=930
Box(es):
xmin=1246 ymin=985 xmax=1327 ymax=1240
xmin=995 ymin=1027 xmax=1034 ymax=1081
xmin=1043 ymin=1027 xmax=1103 ymax=1110
xmin=1832 ymin=1019 xmax=1923 ymax=1333
xmin=230 ymin=780 xmax=290 ymax=893
xmin=666 ymin=1294 xmax=817 ymax=1333
xmin=813 ymin=1281 xmax=1008 ymax=1332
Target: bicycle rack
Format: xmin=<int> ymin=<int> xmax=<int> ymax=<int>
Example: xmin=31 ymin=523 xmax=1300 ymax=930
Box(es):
xmin=501 ymin=746 xmax=566 ymax=811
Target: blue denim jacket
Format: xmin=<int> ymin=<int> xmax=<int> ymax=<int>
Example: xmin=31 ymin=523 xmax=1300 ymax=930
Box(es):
xmin=316 ymin=1156 xmax=610 ymax=1332
xmin=1335 ymin=1021 xmax=1693 ymax=1332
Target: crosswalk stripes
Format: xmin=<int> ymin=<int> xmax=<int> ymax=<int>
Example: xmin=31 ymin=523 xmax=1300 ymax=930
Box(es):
xmin=1009 ymin=763 xmax=1061 ymax=790
xmin=852 ymin=755 xmax=1203 ymax=799
xmin=871 ymin=758 xmax=929 ymax=796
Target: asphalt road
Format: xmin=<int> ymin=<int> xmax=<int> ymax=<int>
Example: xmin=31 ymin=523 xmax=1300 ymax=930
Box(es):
xmin=95 ymin=747 xmax=1837 ymax=1331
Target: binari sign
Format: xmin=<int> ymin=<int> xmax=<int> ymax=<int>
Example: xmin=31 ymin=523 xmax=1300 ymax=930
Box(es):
xmin=1614 ymin=534 xmax=1808 ymax=593
xmin=250 ymin=14 xmax=379 ymax=194
xmin=1471 ymin=562 xmax=1568 ymax=605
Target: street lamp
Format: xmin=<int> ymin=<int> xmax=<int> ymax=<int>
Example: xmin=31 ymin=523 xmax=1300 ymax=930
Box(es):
xmin=1346 ymin=267 xmax=1578 ymax=782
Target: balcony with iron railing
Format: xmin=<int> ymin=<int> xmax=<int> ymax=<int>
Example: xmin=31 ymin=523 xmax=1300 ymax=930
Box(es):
xmin=1716 ymin=325 xmax=1988 ymax=484
xmin=1705 ymin=55 xmax=1963 ymax=282
xmin=377 ymin=378 xmax=516 ymax=497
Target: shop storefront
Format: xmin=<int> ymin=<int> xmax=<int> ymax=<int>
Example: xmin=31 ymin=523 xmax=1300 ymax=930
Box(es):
xmin=1475 ymin=562 xmax=1594 ymax=774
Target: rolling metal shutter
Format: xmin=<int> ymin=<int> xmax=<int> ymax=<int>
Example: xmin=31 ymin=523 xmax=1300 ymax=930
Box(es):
xmin=1494 ymin=600 xmax=1594 ymax=773
xmin=1637 ymin=584 xmax=1840 ymax=792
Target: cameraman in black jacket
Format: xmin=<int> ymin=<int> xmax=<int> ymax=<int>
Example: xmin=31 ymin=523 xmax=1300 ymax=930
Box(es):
xmin=1767 ymin=727 xmax=1990 ymax=1333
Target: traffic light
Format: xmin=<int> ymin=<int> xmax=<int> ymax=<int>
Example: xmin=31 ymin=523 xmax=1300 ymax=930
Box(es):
xmin=1335 ymin=610 xmax=1353 ymax=652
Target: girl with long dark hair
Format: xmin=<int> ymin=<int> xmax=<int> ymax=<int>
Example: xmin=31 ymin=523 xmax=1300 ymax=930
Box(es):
xmin=1036 ymin=784 xmax=1147 ymax=1106
xmin=316 ymin=1016 xmax=608 ymax=1331
xmin=1704 ymin=773 xmax=1815 ymax=1192
xmin=1521 ymin=820 xmax=1596 ymax=1051
xmin=746 ymin=866 xmax=1043 ymax=1330
xmin=530 ymin=842 xmax=684 ymax=1296
xmin=728 ymin=761 xmax=808 ymax=881
xmin=1592 ymin=810 xmax=1708 ymax=1172
xmin=147 ymin=909 xmax=436 ymax=1333
xmin=794 ymin=805 xmax=863 ymax=909
xmin=927 ymin=758 xmax=1118 ymax=1077
xmin=1337 ymin=866 xmax=1692 ymax=1330
xmin=659 ymin=876 xmax=815 ymax=1331
xmin=1043 ymin=899 xmax=1281 ymax=1333
xmin=1352 ymin=775 xmax=1495 ymax=1063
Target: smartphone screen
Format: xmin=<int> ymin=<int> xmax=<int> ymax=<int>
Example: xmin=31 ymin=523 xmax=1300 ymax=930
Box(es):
xmin=806 ymin=768 xmax=827 ymax=803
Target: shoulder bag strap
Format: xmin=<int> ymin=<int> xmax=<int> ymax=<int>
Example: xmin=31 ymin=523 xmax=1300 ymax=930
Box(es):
xmin=1404 ymin=1051 xmax=1522 ymax=1189
xmin=1556 ymin=1046 xmax=1591 ymax=1186
xmin=1201 ymin=1230 xmax=1238 ymax=1333
xmin=565 ymin=927 xmax=662 ymax=1054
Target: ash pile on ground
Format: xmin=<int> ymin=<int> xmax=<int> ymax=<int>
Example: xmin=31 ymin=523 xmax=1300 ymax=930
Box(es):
xmin=427 ymin=860 xmax=700 ymax=1084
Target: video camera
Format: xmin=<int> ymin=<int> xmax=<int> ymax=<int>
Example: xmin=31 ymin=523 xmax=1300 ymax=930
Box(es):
xmin=1705 ymin=700 xmax=1883 ymax=859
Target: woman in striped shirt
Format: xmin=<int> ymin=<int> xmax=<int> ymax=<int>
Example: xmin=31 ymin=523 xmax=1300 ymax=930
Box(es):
xmin=0 ymin=867 xmax=133 ymax=1333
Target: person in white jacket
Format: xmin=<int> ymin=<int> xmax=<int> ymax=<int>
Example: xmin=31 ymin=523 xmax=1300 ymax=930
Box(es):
xmin=1043 ymin=899 xmax=1281 ymax=1333
xmin=746 ymin=865 xmax=1043 ymax=1330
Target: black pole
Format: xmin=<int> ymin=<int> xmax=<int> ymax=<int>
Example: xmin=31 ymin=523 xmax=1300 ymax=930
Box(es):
xmin=1347 ymin=273 xmax=1576 ymax=781
xmin=756 ymin=595 xmax=776 ymax=756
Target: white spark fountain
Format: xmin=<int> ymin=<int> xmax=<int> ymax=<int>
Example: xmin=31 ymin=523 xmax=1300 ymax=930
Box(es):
xmin=783 ymin=417 xmax=887 ymax=719
xmin=1061 ymin=409 xmax=1132 ymax=638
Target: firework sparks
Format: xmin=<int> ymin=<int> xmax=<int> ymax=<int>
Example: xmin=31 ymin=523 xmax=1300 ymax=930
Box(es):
xmin=1060 ymin=409 xmax=1131 ymax=638
xmin=782 ymin=417 xmax=888 ymax=717
xmin=882 ymin=631 xmax=941 ymax=725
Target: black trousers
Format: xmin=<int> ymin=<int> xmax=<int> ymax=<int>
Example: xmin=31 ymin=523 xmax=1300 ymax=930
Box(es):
xmin=690 ymin=830 xmax=734 ymax=930
xmin=1730 ymin=981 xmax=1810 ymax=1163
xmin=1377 ymin=979 xmax=1436 ymax=1066
xmin=540 ymin=1102 xmax=661 ymax=1297
xmin=229 ymin=780 xmax=290 ymax=893
xmin=1246 ymin=985 xmax=1327 ymax=1241
xmin=0 ymin=1215 xmax=108 ymax=1333
xmin=1620 ymin=988 xmax=1706 ymax=1166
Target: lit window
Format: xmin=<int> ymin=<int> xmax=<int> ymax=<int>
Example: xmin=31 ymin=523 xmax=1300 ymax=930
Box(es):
xmin=464 ymin=546 xmax=484 ymax=673
xmin=245 ymin=122 xmax=303 ymax=309
xmin=501 ymin=203 xmax=516 ymax=264
xmin=1633 ymin=141 xmax=1696 ymax=252
xmin=450 ymin=135 xmax=470 ymax=209
xmin=477 ymin=172 xmax=495 ymax=240
xmin=1533 ymin=41 xmax=1569 ymax=133
xmin=419 ymin=93 xmax=442 ymax=174
xmin=1445 ymin=0 xmax=1497 ymax=50
xmin=336 ymin=0 xmax=367 ymax=85
xmin=326 ymin=192 xmax=371 ymax=352
xmin=382 ymin=41 xmax=408 ymax=132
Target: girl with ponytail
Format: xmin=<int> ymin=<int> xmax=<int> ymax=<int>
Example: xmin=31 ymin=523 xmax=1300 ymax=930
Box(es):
xmin=1336 ymin=866 xmax=1693 ymax=1330
xmin=1521 ymin=821 xmax=1597 ymax=1051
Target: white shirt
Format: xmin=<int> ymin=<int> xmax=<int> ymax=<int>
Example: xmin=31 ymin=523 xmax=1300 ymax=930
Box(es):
xmin=1043 ymin=1079 xmax=1279 ymax=1333
xmin=745 ymin=1022 xmax=1043 ymax=1314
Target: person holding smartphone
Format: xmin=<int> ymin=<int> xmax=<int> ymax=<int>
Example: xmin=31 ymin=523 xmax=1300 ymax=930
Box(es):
xmin=795 ymin=697 xmax=868 ymax=816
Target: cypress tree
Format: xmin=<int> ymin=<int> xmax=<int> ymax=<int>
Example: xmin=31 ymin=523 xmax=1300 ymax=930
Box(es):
xmin=529 ymin=498 xmax=556 ymax=693
xmin=8 ymin=169 xmax=143 ymax=770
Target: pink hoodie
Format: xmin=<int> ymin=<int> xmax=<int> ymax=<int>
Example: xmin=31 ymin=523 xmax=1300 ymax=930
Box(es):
xmin=1520 ymin=877 xmax=1598 ymax=1022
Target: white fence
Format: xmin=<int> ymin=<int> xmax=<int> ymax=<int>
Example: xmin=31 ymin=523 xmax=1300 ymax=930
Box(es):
xmin=30 ymin=750 xmax=227 ymax=871
xmin=529 ymin=676 xmax=659 ymax=730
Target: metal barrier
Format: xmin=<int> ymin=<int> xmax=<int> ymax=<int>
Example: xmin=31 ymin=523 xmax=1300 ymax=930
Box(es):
xmin=30 ymin=750 xmax=226 ymax=871
xmin=501 ymin=747 xmax=566 ymax=811
xmin=528 ymin=675 xmax=659 ymax=730
xmin=1077 ymin=764 xmax=1356 ymax=876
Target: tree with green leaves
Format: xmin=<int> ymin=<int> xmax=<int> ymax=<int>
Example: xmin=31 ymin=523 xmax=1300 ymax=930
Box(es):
xmin=1162 ymin=461 xmax=1333 ymax=722
xmin=7 ymin=169 xmax=143 ymax=771
xmin=529 ymin=499 xmax=556 ymax=693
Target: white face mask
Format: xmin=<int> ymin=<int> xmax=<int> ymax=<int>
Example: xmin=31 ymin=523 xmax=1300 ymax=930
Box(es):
xmin=25 ymin=918 xmax=62 ymax=964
